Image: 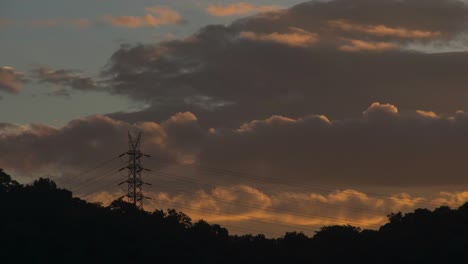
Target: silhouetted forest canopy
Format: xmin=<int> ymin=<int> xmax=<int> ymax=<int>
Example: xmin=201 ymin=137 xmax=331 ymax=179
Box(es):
xmin=1 ymin=168 xmax=468 ymax=263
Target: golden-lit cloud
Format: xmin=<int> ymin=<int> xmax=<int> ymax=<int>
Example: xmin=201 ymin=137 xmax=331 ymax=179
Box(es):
xmin=339 ymin=39 xmax=397 ymax=52
xmin=433 ymin=191 xmax=468 ymax=205
xmin=0 ymin=66 xmax=26 ymax=93
xmin=240 ymin=28 xmax=318 ymax=47
xmin=237 ymin=114 xmax=329 ymax=133
xmin=207 ymin=2 xmax=281 ymax=17
xmin=70 ymin=19 xmax=91 ymax=28
xmin=104 ymin=6 xmax=182 ymax=28
xmin=83 ymin=190 xmax=125 ymax=205
xmin=416 ymin=110 xmax=439 ymax=119
xmin=0 ymin=123 xmax=29 ymax=136
xmin=363 ymin=102 xmax=399 ymax=116
xmin=83 ymin=185 xmax=467 ymax=236
xmin=329 ymin=20 xmax=442 ymax=39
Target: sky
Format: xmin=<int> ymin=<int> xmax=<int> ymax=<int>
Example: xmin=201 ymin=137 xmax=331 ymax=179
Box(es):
xmin=2 ymin=0 xmax=468 ymax=237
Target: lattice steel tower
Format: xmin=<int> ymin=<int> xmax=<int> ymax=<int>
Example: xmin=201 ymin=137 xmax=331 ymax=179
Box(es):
xmin=118 ymin=131 xmax=151 ymax=209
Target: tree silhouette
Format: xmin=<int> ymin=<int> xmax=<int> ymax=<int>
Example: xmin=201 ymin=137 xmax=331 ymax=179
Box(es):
xmin=2 ymin=169 xmax=468 ymax=263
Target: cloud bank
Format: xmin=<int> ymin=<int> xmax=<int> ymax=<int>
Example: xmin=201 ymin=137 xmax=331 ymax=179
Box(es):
xmin=4 ymin=103 xmax=468 ymax=187
xmin=102 ymin=0 xmax=468 ymax=128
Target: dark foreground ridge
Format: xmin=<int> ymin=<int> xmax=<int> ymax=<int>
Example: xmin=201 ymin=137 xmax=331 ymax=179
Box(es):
xmin=1 ymin=169 xmax=468 ymax=263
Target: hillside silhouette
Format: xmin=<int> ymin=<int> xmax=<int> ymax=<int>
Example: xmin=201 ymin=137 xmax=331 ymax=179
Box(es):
xmin=1 ymin=169 xmax=468 ymax=263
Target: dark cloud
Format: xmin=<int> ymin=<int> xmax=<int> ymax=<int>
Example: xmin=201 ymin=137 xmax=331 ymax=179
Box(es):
xmin=0 ymin=112 xmax=205 ymax=177
xmin=34 ymin=65 xmax=99 ymax=91
xmin=234 ymin=0 xmax=468 ymax=39
xmin=0 ymin=122 xmax=19 ymax=131
xmin=0 ymin=66 xmax=26 ymax=93
xmin=198 ymin=103 xmax=468 ymax=186
xmin=102 ymin=0 xmax=468 ymax=127
xmin=5 ymin=103 xmax=468 ymax=188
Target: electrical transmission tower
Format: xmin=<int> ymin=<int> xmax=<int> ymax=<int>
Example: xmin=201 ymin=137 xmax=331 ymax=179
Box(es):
xmin=118 ymin=131 xmax=151 ymax=209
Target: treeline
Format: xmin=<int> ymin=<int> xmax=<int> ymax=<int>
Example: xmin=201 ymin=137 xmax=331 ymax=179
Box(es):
xmin=1 ymin=169 xmax=468 ymax=263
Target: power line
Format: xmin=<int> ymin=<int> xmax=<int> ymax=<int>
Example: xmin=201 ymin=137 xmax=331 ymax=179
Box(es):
xmin=59 ymin=146 xmax=463 ymax=235
xmin=56 ymin=156 xmax=120 ymax=187
xmin=71 ymin=166 xmax=121 ymax=195
xmin=148 ymin=156 xmax=460 ymax=208
xmin=148 ymin=169 xmax=391 ymax=217
xmin=149 ymin=181 xmax=333 ymax=232
xmin=146 ymin=171 xmax=382 ymax=229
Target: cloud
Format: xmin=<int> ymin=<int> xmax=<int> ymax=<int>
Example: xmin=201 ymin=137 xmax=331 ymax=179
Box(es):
xmin=0 ymin=112 xmax=202 ymax=176
xmin=338 ymin=39 xmax=397 ymax=51
xmin=0 ymin=18 xmax=14 ymax=27
xmin=104 ymin=6 xmax=182 ymax=28
xmin=207 ymin=2 xmax=281 ymax=17
xmin=363 ymin=102 xmax=399 ymax=116
xmin=416 ymin=110 xmax=438 ymax=119
xmin=102 ymin=0 xmax=468 ymax=128
xmin=84 ymin=183 xmax=467 ymax=236
xmin=198 ymin=103 xmax=468 ymax=187
xmin=240 ymin=27 xmax=318 ymax=47
xmin=70 ymin=19 xmax=91 ymax=28
xmin=7 ymin=103 xmax=468 ymax=187
xmin=34 ymin=65 xmax=98 ymax=91
xmin=0 ymin=66 xmax=26 ymax=93
xmin=329 ymin=20 xmax=442 ymax=39
xmin=0 ymin=123 xmax=27 ymax=135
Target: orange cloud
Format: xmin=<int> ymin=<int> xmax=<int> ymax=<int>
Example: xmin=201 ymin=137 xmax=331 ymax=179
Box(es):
xmin=363 ymin=102 xmax=399 ymax=115
xmin=71 ymin=19 xmax=91 ymax=28
xmin=0 ymin=66 xmax=26 ymax=93
xmin=80 ymin=185 xmax=467 ymax=237
xmin=416 ymin=110 xmax=439 ymax=118
xmin=83 ymin=191 xmax=124 ymax=205
xmin=207 ymin=2 xmax=281 ymax=17
xmin=238 ymin=114 xmax=330 ymax=133
xmin=105 ymin=6 xmax=182 ymax=28
xmin=241 ymin=28 xmax=318 ymax=47
xmin=329 ymin=20 xmax=441 ymax=39
xmin=339 ymin=39 xmax=397 ymax=52
xmin=0 ymin=18 xmax=14 ymax=26
xmin=433 ymin=191 xmax=468 ymax=205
